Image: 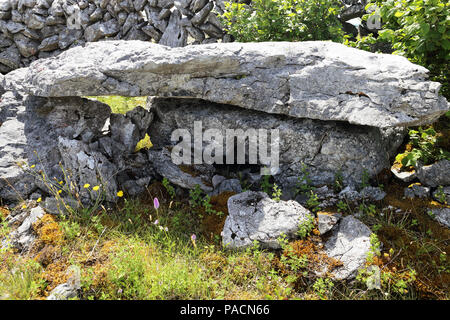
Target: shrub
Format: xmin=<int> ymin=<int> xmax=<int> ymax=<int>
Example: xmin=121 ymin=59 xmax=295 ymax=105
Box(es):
xmin=220 ymin=0 xmax=345 ymax=42
xmin=395 ymin=127 xmax=450 ymax=168
xmin=347 ymin=0 xmax=450 ymax=98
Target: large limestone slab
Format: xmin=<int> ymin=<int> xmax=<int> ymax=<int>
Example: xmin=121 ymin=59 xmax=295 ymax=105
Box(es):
xmin=4 ymin=41 xmax=448 ymax=128
xmin=148 ymin=98 xmax=405 ymax=187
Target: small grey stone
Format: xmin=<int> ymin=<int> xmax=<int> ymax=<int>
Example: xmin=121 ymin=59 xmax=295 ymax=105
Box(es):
xmin=44 ymin=197 xmax=80 ymax=215
xmin=432 ymin=186 xmax=450 ymax=204
xmin=38 ymin=35 xmax=59 ymax=51
xmin=211 ymin=178 xmax=242 ymax=196
xmin=212 ymin=175 xmax=226 ymax=189
xmin=430 ymin=208 xmax=450 ymax=229
xmin=404 ymin=184 xmax=430 ymax=199
xmin=324 ymin=216 xmax=373 ymax=280
xmin=317 ymin=212 xmax=341 ymax=235
xmin=84 ymin=19 xmax=120 ymax=42
xmin=222 ymin=191 xmax=313 ymax=249
xmin=391 ymin=166 xmax=417 ymax=183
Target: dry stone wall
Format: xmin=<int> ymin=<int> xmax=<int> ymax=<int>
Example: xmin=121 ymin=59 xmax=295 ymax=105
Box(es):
xmin=0 ymin=0 xmax=229 ymax=73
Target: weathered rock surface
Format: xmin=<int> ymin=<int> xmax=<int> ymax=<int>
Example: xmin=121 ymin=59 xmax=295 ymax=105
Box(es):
xmin=416 ymin=160 xmax=450 ymax=187
xmin=338 ymin=185 xmax=386 ymax=202
xmin=404 ymin=184 xmax=430 ymax=199
xmin=222 ymin=191 xmax=313 ymax=249
xmin=3 ymin=205 xmax=44 ymax=252
xmin=211 ymin=178 xmax=242 ymax=196
xmin=0 ymin=93 xmax=112 ymax=201
xmin=44 ymin=197 xmax=80 ymax=216
xmin=6 ymin=40 xmax=448 ymax=128
xmin=0 ymin=0 xmax=227 ymax=72
xmin=0 ymin=92 xmax=154 ymax=203
xmin=148 ymin=97 xmax=405 ymax=188
xmin=324 ymin=215 xmax=373 ymax=280
xmin=148 ymin=147 xmax=214 ymax=193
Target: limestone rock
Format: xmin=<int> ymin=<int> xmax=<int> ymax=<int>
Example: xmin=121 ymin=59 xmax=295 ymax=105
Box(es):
xmin=338 ymin=185 xmax=386 ymax=202
xmin=159 ymin=9 xmax=187 ymax=47
xmin=430 ymin=208 xmax=450 ymax=229
xmin=84 ymin=19 xmax=120 ymax=42
xmin=391 ymin=166 xmax=417 ymax=183
xmin=47 ymin=266 xmax=81 ymax=300
xmin=58 ymin=137 xmax=118 ymax=203
xmin=432 ymin=186 xmax=450 ymax=204
xmin=148 ymin=147 xmax=214 ymax=192
xmin=317 ymin=212 xmax=341 ymax=235
xmin=324 ymin=216 xmax=373 ymax=280
xmin=222 ymin=191 xmax=313 ymax=249
xmin=7 ymin=206 xmax=45 ymax=252
xmin=404 ymin=184 xmax=430 ymax=199
xmin=148 ymin=98 xmax=405 ymax=187
xmin=0 ymin=94 xmax=112 ymax=202
xmin=7 ymin=41 xmax=448 ymax=128
xmin=416 ymin=160 xmax=450 ymax=187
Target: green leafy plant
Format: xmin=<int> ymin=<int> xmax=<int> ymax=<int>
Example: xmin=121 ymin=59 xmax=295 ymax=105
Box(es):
xmin=312 ymin=278 xmax=334 ymax=300
xmin=366 ymin=233 xmax=382 ymax=264
xmin=305 ymin=191 xmax=320 ymax=213
xmin=162 ymin=178 xmax=176 ymax=200
xmin=435 ymin=185 xmax=447 ymax=204
xmin=272 ymin=183 xmax=282 ymax=202
xmin=295 ymin=164 xmax=315 ymax=195
xmin=333 ymin=170 xmax=344 ymax=192
xmin=297 ymin=214 xmax=316 ymax=239
xmin=260 ymin=174 xmax=272 ymax=194
xmin=396 ymin=127 xmax=450 ymax=168
xmin=220 ymin=0 xmax=345 ymax=43
xmin=337 ymin=200 xmax=349 ymax=214
xmin=189 ymin=185 xmax=203 ymax=208
xmin=360 ymin=169 xmax=371 ymax=189
xmin=346 ymin=0 xmax=450 ymax=99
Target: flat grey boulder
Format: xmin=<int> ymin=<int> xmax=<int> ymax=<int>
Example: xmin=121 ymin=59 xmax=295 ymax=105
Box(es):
xmin=338 ymin=185 xmax=386 ymax=202
xmin=324 ymin=215 xmax=373 ymax=280
xmin=46 ymin=283 xmax=78 ymax=300
xmin=46 ymin=266 xmax=81 ymax=300
xmin=5 ymin=40 xmax=448 ymax=128
xmin=148 ymin=147 xmax=214 ymax=193
xmin=416 ymin=160 xmax=450 ymax=187
xmin=404 ymin=184 xmax=430 ymax=199
xmin=222 ymin=191 xmax=313 ymax=249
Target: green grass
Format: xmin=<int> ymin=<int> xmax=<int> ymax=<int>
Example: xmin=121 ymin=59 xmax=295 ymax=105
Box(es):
xmin=1 ymin=168 xmax=449 ymax=300
xmin=86 ymin=96 xmax=147 ymax=114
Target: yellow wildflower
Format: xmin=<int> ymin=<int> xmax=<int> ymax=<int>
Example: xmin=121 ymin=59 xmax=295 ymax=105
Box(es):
xmin=117 ymin=190 xmax=124 ymax=198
